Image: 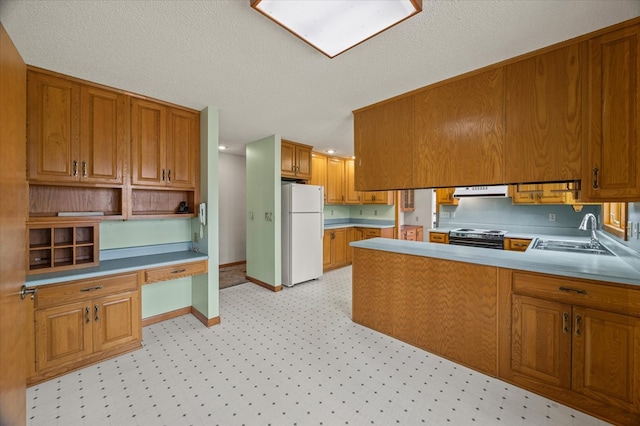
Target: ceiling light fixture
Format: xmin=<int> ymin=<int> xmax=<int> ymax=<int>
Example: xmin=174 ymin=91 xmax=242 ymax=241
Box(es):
xmin=218 ymin=145 xmax=228 ymax=150
xmin=250 ymin=0 xmax=422 ymax=58
xmin=326 ymin=149 xmax=336 ymax=154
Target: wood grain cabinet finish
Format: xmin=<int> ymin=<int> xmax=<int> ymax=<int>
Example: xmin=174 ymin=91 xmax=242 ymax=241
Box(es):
xmin=428 ymin=231 xmax=449 ymax=244
xmin=413 ymin=68 xmax=505 ymax=188
xmin=583 ymin=23 xmax=640 ymax=201
xmin=510 ymin=183 xmax=573 ymax=205
xmin=323 ymin=228 xmax=347 ymax=271
xmin=27 ymin=71 xmax=126 ymax=185
xmin=131 ymin=99 xmax=198 ymax=189
xmin=144 ymin=260 xmax=208 ymax=284
xmin=352 ymin=248 xmax=498 ymax=376
xmin=501 ymin=271 xmax=640 ymax=425
xmin=28 ymin=272 xmax=141 ymax=385
xmin=281 ymin=140 xmax=312 ymax=180
xmin=326 ymin=157 xmax=345 ymax=204
xmin=354 ymin=95 xmax=414 ymax=191
xmin=504 ymin=43 xmax=583 ymax=184
xmin=308 ymin=152 xmax=327 ymax=190
xmin=503 ymin=238 xmax=531 ymax=251
xmin=344 ymin=158 xmax=362 ymax=204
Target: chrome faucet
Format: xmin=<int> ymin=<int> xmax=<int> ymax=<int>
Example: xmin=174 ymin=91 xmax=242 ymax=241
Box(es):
xmin=579 ymin=213 xmax=599 ymax=248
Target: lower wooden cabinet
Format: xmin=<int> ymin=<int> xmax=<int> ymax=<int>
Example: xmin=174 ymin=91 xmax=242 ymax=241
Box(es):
xmin=323 ymin=228 xmax=347 ymax=271
xmin=502 ymin=271 xmax=640 ymax=425
xmin=429 ymin=231 xmax=449 ymax=244
xmin=27 ymin=272 xmax=141 ymax=385
xmin=399 ymin=225 xmax=423 ymax=241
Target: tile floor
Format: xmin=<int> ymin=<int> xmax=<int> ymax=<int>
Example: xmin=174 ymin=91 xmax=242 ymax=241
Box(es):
xmin=27 ymin=266 xmax=611 ymax=426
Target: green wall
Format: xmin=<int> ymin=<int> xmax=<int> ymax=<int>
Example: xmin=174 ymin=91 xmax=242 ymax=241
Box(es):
xmin=246 ymin=135 xmax=281 ymax=288
xmin=191 ymin=107 xmax=219 ymax=320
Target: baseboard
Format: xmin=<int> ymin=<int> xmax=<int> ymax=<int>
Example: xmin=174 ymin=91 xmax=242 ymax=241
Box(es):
xmin=142 ymin=307 xmax=192 ymax=327
xmin=142 ymin=306 xmax=220 ymax=328
xmin=246 ymin=275 xmax=282 ymax=292
xmin=190 ymin=306 xmax=221 ymax=327
xmin=219 ymin=260 xmax=246 ymax=269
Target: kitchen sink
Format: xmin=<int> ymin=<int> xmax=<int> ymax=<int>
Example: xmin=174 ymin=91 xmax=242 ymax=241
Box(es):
xmin=532 ymin=239 xmax=615 ymax=256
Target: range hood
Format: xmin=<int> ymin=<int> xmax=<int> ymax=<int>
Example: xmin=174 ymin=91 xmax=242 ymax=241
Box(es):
xmin=453 ymin=185 xmax=509 ymax=198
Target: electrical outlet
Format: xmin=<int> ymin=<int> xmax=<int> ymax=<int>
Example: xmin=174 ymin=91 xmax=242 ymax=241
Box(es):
xmin=549 ymin=213 xmax=556 ymax=222
xmin=441 ymin=212 xmax=450 ymax=218
xmin=193 ymin=232 xmax=199 ymax=243
xmin=331 ymin=209 xmax=334 ymax=216
xmin=451 ymin=212 xmax=456 ymax=219
xmin=249 ymin=211 xmax=253 ymax=220
xmin=359 ymin=210 xmax=363 ymax=215
xmin=374 ymin=210 xmax=378 ymax=216
xmin=416 ymin=216 xmax=419 ymax=222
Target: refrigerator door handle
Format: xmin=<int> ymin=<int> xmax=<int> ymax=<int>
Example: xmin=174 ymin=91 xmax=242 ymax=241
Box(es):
xmin=320 ymin=213 xmax=324 ymax=239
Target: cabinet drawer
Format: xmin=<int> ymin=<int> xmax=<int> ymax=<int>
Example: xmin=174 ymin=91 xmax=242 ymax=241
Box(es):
xmin=145 ymin=260 xmax=208 ymax=284
xmin=512 ymin=271 xmax=640 ymax=316
xmin=364 ymin=229 xmax=381 ymax=238
xmin=505 ymin=238 xmax=531 ymax=251
xmin=429 ymin=232 xmax=449 ymax=244
xmin=35 ymin=272 xmax=138 ymax=309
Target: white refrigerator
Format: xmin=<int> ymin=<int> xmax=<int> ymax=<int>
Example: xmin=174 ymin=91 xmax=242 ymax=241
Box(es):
xmin=281 ymin=183 xmax=324 ymax=287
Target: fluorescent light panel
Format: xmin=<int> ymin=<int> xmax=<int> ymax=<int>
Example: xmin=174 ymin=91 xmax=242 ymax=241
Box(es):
xmin=251 ymin=0 xmax=422 ymax=58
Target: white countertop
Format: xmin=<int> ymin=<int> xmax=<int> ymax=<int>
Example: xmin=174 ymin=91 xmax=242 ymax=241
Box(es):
xmin=351 ymin=233 xmax=640 ymax=287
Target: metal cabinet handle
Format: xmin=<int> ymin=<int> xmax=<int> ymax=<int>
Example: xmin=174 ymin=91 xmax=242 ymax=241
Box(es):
xmin=167 ymin=169 xmax=171 ymax=183
xmin=80 ymin=285 xmax=103 ymax=292
xmin=82 ymin=161 xmax=87 ymax=178
xmin=73 ymin=160 xmax=79 ymax=177
xmin=95 ymin=305 xmax=99 ymax=322
xmin=162 ymin=169 xmax=165 ymax=181
xmin=85 ymin=307 xmax=91 ymax=324
xmin=592 ymin=167 xmax=599 ymax=189
xmin=575 ymin=314 xmax=582 ymax=336
xmin=171 ymin=268 xmax=186 ymax=274
xmin=562 ymin=312 xmax=569 ymax=334
xmin=20 ymin=285 xmax=38 ymax=300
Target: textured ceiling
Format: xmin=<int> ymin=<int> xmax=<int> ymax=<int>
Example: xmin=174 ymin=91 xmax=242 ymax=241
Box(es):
xmin=1 ymin=1 xmax=639 ymax=157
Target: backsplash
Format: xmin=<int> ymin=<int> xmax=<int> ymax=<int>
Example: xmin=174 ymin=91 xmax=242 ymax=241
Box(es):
xmin=324 ymin=204 xmax=395 ymax=221
xmin=609 ymin=201 xmax=640 ymax=253
xmin=439 ymin=198 xmax=601 ymax=235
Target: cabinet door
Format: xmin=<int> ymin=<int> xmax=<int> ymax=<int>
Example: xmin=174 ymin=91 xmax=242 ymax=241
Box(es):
xmin=93 ymin=291 xmax=140 ymax=353
xmin=80 ymin=85 xmax=125 ymax=184
xmin=584 ymin=24 xmax=640 ymax=201
xmin=346 ymin=227 xmax=354 ymax=263
xmin=281 ymin=141 xmax=296 ymax=178
xmin=332 ymin=228 xmax=347 ymax=267
xmin=511 ymin=295 xmax=572 ymax=388
xmin=354 ymin=95 xmax=414 ymax=191
xmin=35 ymin=301 xmax=92 ymax=372
xmin=505 ymin=43 xmax=583 ymax=183
xmin=572 ymin=307 xmax=640 ymax=413
xmin=309 ymin=153 xmax=327 ymax=190
xmin=414 ymin=68 xmax=504 ymax=188
xmin=416 ymin=227 xmax=423 ymax=242
xmin=435 ymin=188 xmax=458 ymax=205
xmin=326 ymin=157 xmax=345 ymax=204
xmin=344 ymin=159 xmax=362 ymax=204
xmin=166 ymin=107 xmax=198 ymax=189
xmin=322 ymin=231 xmax=332 ymax=269
xmin=131 ymin=98 xmax=167 ymax=187
xmin=295 ymin=145 xmax=312 ymax=180
xmin=27 ymin=71 xmax=80 ymax=182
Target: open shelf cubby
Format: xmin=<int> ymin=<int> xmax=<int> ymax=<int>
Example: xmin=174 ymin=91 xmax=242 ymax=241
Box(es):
xmin=27 ymin=220 xmax=100 ymax=275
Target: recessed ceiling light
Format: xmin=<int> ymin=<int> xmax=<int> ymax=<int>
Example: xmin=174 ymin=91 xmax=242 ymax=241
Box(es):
xmin=250 ymin=0 xmax=422 ymax=58
xmin=326 ymin=149 xmax=336 ymax=154
xmin=218 ymin=145 xmax=227 ymax=150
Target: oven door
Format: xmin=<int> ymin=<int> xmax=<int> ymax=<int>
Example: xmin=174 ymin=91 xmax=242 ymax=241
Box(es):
xmin=448 ymin=237 xmax=504 ymax=249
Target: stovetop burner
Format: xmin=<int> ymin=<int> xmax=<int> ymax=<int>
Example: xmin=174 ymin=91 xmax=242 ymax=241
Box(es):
xmin=449 ymin=228 xmax=507 ymax=240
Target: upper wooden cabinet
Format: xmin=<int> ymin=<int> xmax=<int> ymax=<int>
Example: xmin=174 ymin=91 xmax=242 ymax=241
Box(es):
xmin=504 ymin=43 xmax=583 ymax=183
xmin=413 ymin=68 xmax=505 ymax=188
xmin=326 ymin=156 xmax=345 ymax=204
xmin=362 ymin=191 xmax=394 ymax=205
xmin=353 ymin=95 xmax=414 ymax=191
xmin=27 ymin=71 xmax=126 ymax=184
xmin=281 ymin=140 xmax=312 ymax=180
xmin=583 ymin=24 xmax=640 ymax=201
xmin=510 ymin=183 xmax=578 ymax=205
xmin=344 ymin=158 xmax=361 ymax=205
xmin=131 ymin=99 xmax=198 ymax=189
xmin=309 ymin=152 xmax=327 ymax=189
